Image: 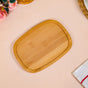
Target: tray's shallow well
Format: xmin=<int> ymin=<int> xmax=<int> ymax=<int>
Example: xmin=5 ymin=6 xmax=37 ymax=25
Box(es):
xmin=13 ymin=20 xmax=72 ymax=73
xmin=78 ymin=0 xmax=88 ymax=18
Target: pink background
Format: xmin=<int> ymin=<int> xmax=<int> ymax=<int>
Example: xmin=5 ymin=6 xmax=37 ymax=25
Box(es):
xmin=0 ymin=0 xmax=88 ymax=88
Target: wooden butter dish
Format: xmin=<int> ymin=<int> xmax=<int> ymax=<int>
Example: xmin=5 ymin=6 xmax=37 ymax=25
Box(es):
xmin=78 ymin=0 xmax=88 ymax=18
xmin=13 ymin=20 xmax=72 ymax=73
xmin=17 ymin=0 xmax=33 ymax=4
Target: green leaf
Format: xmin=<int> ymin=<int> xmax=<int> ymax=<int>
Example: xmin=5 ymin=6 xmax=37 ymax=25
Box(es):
xmin=10 ymin=0 xmax=16 ymax=3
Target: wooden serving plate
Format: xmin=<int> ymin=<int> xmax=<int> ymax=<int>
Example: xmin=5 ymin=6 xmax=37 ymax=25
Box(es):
xmin=78 ymin=0 xmax=88 ymax=18
xmin=13 ymin=20 xmax=72 ymax=73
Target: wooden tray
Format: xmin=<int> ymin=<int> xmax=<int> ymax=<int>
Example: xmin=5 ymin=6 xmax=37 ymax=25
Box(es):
xmin=13 ymin=20 xmax=72 ymax=73
xmin=78 ymin=0 xmax=88 ymax=18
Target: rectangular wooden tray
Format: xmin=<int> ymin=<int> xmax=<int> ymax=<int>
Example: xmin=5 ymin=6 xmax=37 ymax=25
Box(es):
xmin=13 ymin=20 xmax=72 ymax=73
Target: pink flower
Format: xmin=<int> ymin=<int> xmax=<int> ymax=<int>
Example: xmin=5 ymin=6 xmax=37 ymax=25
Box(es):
xmin=0 ymin=9 xmax=7 ymax=21
xmin=8 ymin=0 xmax=17 ymax=11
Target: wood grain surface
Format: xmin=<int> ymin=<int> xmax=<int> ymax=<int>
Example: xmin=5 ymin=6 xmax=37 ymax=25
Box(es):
xmin=13 ymin=20 xmax=72 ymax=73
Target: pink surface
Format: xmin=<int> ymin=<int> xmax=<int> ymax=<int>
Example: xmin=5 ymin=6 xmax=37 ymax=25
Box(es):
xmin=0 ymin=0 xmax=88 ymax=88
